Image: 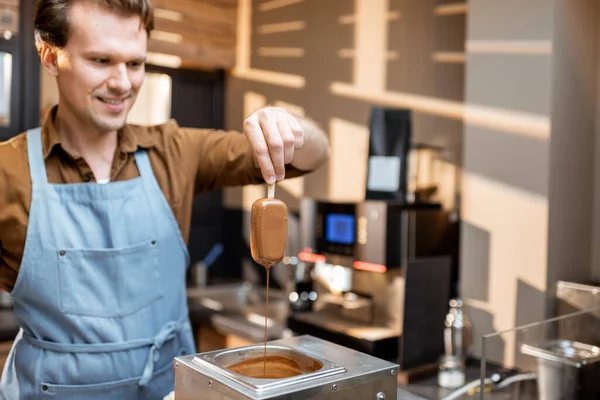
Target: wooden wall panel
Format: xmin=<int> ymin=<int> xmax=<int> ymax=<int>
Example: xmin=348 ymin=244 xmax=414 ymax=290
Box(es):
xmin=149 ymin=0 xmax=237 ymax=70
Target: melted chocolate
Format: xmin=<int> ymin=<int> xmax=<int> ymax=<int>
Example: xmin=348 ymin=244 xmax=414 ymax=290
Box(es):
xmin=226 ymin=355 xmax=320 ymax=379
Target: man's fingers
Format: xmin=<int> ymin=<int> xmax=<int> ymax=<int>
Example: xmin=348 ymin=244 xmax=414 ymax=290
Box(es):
xmin=258 ymin=110 xmax=286 ymax=181
xmin=277 ymin=113 xmax=296 ymax=165
xmin=243 ymin=117 xmax=275 ymax=183
xmin=286 ymin=113 xmax=304 ymax=149
xmin=243 ymin=108 xmax=306 ymax=183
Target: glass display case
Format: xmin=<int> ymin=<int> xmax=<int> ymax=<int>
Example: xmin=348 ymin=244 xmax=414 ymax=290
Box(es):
xmin=476 ymin=306 xmax=600 ymax=399
xmin=438 ymin=282 xmax=600 ymax=400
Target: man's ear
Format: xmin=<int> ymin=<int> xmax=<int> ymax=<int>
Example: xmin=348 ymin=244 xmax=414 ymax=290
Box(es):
xmin=39 ymin=42 xmax=59 ymax=77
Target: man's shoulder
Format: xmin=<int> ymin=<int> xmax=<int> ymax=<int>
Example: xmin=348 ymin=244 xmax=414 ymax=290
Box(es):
xmin=125 ymin=119 xmax=180 ymax=139
xmin=0 ymin=130 xmax=28 ymax=147
xmin=0 ymin=132 xmax=30 ymax=208
xmin=0 ymin=131 xmax=29 ymax=175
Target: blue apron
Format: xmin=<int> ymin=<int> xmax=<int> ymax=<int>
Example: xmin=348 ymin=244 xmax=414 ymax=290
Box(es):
xmin=0 ymin=128 xmax=196 ymax=399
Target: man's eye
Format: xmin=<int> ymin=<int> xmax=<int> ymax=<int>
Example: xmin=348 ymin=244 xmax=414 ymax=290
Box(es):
xmin=95 ymin=58 xmax=109 ymax=64
xmin=128 ymin=61 xmax=143 ymax=68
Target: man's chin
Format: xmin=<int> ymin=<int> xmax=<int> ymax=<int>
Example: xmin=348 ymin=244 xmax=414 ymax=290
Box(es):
xmin=93 ymin=115 xmax=128 ymax=132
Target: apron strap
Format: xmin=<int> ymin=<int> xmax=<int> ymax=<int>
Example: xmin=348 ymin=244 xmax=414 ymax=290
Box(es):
xmin=25 ymin=128 xmax=48 ymax=185
xmin=22 ymin=332 xmax=155 ymax=353
xmin=21 ymin=318 xmax=191 ymax=386
xmin=133 ymin=149 xmax=153 ymax=181
xmin=132 ymin=147 xmax=191 ymax=268
xmin=139 ymin=320 xmax=186 ymax=386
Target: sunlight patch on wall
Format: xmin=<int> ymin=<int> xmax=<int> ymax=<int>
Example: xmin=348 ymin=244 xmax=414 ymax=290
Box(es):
xmin=258 ymin=21 xmax=306 ymax=35
xmin=331 ymin=82 xmax=550 ymax=140
xmin=234 ymin=0 xmax=305 ymax=88
xmin=259 ymin=0 xmax=305 ymax=12
xmin=431 ymin=52 xmax=466 ymax=64
xmin=353 ymin=0 xmax=389 ymax=93
xmin=326 ymin=118 xmax=370 ymax=202
xmin=434 ymin=3 xmax=468 ymax=16
xmin=466 ymin=40 xmax=553 ymax=55
xmin=257 ymin=47 xmax=305 ymax=57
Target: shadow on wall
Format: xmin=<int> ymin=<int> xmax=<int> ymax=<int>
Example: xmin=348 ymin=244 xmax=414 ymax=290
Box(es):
xmin=460 ymin=220 xmax=499 ymax=362
xmin=460 ymin=224 xmax=550 ymax=367
xmin=512 ymin=279 xmax=549 ymax=372
xmin=460 ymin=221 xmax=490 ymax=302
xmin=464 ymin=125 xmax=550 ymax=198
xmin=467 ymin=304 xmax=505 ymax=366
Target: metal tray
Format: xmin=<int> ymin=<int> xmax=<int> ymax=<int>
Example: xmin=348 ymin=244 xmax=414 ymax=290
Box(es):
xmin=192 ymin=344 xmax=346 ymax=394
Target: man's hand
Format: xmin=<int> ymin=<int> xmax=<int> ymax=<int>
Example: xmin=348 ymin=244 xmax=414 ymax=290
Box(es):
xmin=243 ymin=107 xmax=305 ymax=184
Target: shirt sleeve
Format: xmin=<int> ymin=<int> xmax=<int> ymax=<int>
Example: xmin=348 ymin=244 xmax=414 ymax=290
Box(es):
xmin=0 ymin=160 xmax=17 ymax=292
xmin=176 ymin=127 xmax=309 ymax=194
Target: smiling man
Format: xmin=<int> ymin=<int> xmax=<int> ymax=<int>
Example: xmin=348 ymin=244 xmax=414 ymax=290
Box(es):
xmin=0 ymin=0 xmax=329 ymax=398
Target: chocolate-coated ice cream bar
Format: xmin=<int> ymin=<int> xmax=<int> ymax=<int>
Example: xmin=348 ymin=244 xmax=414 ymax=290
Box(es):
xmin=250 ymin=184 xmax=288 ymax=268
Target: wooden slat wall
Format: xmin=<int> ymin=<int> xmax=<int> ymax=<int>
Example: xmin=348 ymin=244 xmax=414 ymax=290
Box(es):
xmin=150 ymin=0 xmax=237 ymax=70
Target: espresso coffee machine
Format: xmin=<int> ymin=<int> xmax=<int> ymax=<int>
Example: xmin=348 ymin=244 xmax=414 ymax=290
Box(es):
xmin=287 ymin=199 xmax=453 ymax=368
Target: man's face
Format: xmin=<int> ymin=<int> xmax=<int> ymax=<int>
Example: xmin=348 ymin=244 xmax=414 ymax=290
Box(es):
xmin=44 ymin=2 xmax=147 ymax=133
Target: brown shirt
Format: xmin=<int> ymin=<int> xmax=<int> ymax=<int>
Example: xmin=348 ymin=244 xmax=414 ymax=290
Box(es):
xmin=0 ymin=107 xmax=306 ymax=292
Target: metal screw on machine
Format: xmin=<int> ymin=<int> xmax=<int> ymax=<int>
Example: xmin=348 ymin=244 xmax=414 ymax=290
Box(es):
xmin=390 ymin=369 xmax=396 ymax=376
xmin=331 ymin=384 xmax=337 ymax=392
xmin=376 ymin=392 xmax=386 ymax=400
xmin=209 ymin=380 xmax=213 ymax=388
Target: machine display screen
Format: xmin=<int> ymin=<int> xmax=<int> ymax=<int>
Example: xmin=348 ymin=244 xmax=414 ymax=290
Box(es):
xmin=325 ymin=214 xmax=355 ymax=245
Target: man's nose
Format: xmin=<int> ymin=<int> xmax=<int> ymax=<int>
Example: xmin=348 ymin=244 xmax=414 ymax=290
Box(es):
xmin=107 ymin=64 xmax=132 ymax=93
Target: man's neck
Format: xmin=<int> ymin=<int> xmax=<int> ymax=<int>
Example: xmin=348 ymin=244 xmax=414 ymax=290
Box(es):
xmin=54 ymin=106 xmax=117 ymax=161
xmin=54 ymin=106 xmax=118 ymax=181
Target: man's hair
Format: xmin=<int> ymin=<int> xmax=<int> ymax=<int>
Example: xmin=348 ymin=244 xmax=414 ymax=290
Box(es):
xmin=34 ymin=0 xmax=154 ymax=52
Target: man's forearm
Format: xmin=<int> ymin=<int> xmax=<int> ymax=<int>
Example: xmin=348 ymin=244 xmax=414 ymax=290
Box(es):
xmin=290 ymin=116 xmax=330 ymax=172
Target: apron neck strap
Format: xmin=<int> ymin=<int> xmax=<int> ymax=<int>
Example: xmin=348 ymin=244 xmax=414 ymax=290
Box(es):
xmin=133 ymin=149 xmax=152 ymax=180
xmin=26 ymin=128 xmax=48 ymax=185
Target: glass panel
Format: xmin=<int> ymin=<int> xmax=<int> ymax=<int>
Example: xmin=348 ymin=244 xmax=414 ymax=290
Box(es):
xmin=0 ymin=51 xmax=11 ymax=126
xmin=476 ymin=306 xmax=600 ymax=399
xmin=127 ymin=72 xmax=172 ymax=126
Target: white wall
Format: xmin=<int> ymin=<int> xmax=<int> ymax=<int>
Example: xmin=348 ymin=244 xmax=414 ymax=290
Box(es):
xmin=460 ymin=0 xmax=555 ymax=367
xmin=462 ymin=0 xmax=600 ymax=368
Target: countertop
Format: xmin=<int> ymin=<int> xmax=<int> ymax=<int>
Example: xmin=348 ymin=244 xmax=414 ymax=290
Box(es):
xmin=0 ymin=302 xmax=534 ymax=400
xmin=396 ymin=365 xmax=537 ymax=400
xmin=186 ymin=287 xmax=536 ymax=400
xmin=0 ymin=290 xmax=537 ymax=400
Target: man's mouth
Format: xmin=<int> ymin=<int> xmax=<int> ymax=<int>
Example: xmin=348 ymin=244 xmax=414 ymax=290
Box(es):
xmin=97 ymin=96 xmax=127 ymax=105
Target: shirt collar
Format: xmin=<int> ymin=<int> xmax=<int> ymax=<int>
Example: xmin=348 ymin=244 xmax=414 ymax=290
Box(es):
xmin=41 ymin=105 xmax=159 ymax=160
